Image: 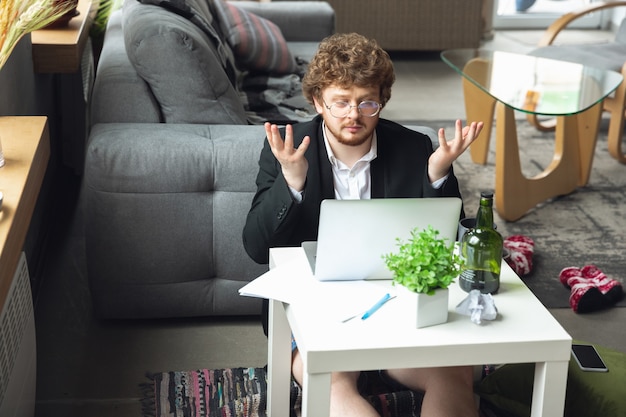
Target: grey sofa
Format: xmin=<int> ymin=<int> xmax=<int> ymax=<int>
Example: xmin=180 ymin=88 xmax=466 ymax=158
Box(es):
xmin=84 ymin=0 xmax=438 ymax=320
xmin=84 ymin=0 xmax=335 ymax=319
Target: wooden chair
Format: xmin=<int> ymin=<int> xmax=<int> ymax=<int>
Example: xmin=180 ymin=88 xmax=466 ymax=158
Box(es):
xmin=528 ymin=1 xmax=626 ymax=163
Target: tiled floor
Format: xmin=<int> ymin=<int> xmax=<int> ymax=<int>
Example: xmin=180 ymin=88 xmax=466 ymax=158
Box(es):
xmin=33 ymin=28 xmax=625 ymax=417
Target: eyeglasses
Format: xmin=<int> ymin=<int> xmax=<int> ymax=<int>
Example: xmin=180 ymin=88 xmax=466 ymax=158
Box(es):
xmin=323 ymin=100 xmax=381 ymax=118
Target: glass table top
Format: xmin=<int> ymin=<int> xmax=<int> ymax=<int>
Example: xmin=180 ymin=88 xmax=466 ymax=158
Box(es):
xmin=441 ymin=49 xmax=623 ymax=116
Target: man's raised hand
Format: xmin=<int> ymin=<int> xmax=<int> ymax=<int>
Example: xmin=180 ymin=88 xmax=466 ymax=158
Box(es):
xmin=265 ymin=122 xmax=310 ymax=192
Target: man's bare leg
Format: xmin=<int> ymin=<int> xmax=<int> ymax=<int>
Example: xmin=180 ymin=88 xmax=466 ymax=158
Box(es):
xmin=292 ymin=350 xmax=379 ymax=417
xmin=387 ymin=366 xmax=478 ymax=417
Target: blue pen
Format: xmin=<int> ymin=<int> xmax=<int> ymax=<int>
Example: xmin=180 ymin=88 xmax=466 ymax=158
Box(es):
xmin=361 ymin=293 xmax=394 ymax=320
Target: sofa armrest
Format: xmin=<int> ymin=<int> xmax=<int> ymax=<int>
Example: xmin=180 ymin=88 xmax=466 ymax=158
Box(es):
xmin=235 ymin=1 xmax=335 ymax=42
xmin=84 ymin=123 xmax=269 ymax=318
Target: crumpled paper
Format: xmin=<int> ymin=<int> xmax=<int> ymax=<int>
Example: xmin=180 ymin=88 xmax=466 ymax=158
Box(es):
xmin=455 ymin=290 xmax=498 ymax=324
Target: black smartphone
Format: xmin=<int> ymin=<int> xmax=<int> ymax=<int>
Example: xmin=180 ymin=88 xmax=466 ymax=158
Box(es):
xmin=571 ymin=344 xmax=608 ymax=372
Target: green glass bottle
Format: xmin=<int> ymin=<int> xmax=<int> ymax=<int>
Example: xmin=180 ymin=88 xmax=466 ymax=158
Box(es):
xmin=459 ymin=191 xmax=503 ymax=294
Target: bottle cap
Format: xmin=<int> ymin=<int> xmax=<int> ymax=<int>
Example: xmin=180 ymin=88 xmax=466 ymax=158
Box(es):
xmin=480 ymin=191 xmax=494 ymax=199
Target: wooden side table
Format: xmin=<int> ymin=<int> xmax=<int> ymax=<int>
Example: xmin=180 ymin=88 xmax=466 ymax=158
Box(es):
xmin=31 ymin=0 xmax=99 ymax=74
xmin=30 ymin=0 xmax=98 ymax=173
xmin=0 ymin=116 xmax=49 ymax=417
xmin=0 ymin=116 xmax=50 ymax=313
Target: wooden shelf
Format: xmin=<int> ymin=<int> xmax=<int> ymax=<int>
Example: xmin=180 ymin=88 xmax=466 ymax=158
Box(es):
xmin=0 ymin=116 xmax=50 ymax=313
xmin=31 ymin=0 xmax=99 ymax=73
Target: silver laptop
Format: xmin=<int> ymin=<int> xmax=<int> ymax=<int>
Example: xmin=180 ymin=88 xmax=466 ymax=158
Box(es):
xmin=303 ymin=197 xmax=462 ymax=281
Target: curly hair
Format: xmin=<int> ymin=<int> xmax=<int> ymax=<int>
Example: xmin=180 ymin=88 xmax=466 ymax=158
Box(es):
xmin=302 ymin=33 xmax=395 ymax=107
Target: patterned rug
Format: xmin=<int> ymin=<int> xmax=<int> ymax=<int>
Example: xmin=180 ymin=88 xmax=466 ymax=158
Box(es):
xmin=141 ymin=368 xmax=427 ymax=417
xmin=411 ymin=117 xmax=626 ymax=309
xmin=141 ymin=368 xmax=275 ymax=417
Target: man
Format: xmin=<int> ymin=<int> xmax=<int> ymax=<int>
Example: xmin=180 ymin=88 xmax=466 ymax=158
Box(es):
xmin=243 ymin=33 xmax=483 ymax=417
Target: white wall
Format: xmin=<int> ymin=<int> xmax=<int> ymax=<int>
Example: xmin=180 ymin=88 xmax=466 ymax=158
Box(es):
xmin=611 ymin=5 xmax=626 ymax=29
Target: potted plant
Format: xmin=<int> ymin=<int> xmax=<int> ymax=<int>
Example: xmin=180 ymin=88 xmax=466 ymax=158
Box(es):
xmin=383 ymin=225 xmax=463 ymax=328
xmin=0 ymin=0 xmax=77 ymax=69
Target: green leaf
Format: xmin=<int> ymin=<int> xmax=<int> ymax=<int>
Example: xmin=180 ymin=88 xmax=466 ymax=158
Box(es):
xmin=383 ymin=226 xmax=463 ymax=294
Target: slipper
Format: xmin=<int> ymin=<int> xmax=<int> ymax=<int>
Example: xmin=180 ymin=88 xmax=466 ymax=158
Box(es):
xmin=559 ymin=266 xmax=582 ymax=288
xmin=567 ymin=276 xmax=609 ymax=313
xmin=503 ymin=235 xmax=534 ymax=276
xmin=580 ymin=265 xmax=624 ymax=304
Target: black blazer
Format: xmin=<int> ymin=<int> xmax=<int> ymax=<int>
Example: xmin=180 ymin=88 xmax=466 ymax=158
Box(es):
xmin=242 ymin=115 xmax=464 ymax=264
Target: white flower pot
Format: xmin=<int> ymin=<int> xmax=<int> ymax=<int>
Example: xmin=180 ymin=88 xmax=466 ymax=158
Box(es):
xmin=397 ymin=286 xmax=449 ymax=328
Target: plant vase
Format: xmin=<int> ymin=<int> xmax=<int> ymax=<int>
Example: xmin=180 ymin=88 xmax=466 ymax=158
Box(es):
xmin=397 ymin=285 xmax=449 ymax=328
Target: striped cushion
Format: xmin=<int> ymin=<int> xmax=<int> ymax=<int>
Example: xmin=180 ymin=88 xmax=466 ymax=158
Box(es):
xmin=213 ymin=0 xmax=297 ymax=75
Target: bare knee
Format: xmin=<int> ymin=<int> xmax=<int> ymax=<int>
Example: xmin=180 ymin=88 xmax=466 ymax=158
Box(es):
xmin=330 ymin=371 xmax=361 ymax=395
xmin=292 ymin=351 xmax=360 ymax=394
xmin=292 ymin=350 xmax=304 ymax=386
xmin=387 ymin=365 xmax=474 ymax=392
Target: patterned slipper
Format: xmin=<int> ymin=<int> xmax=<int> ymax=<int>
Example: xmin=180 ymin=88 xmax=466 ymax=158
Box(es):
xmin=580 ymin=265 xmax=624 ymax=304
xmin=568 ymin=277 xmax=608 ymax=314
xmin=503 ymin=235 xmax=534 ymax=276
xmin=559 ymin=266 xmax=582 ymax=288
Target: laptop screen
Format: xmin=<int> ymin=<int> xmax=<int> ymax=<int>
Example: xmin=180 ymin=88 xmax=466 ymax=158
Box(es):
xmin=307 ymin=197 xmax=462 ymax=281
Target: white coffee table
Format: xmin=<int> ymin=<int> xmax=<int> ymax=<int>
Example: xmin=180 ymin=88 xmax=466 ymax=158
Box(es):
xmin=266 ymin=247 xmax=572 ymax=417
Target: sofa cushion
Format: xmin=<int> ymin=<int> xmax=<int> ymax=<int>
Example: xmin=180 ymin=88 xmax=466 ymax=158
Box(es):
xmin=232 ymin=1 xmax=336 ymax=43
xmin=123 ymin=0 xmax=247 ymax=124
xmin=212 ymin=0 xmax=297 ymax=75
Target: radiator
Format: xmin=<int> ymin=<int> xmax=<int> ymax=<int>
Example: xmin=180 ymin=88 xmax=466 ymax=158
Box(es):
xmin=0 ymin=252 xmax=36 ymax=417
